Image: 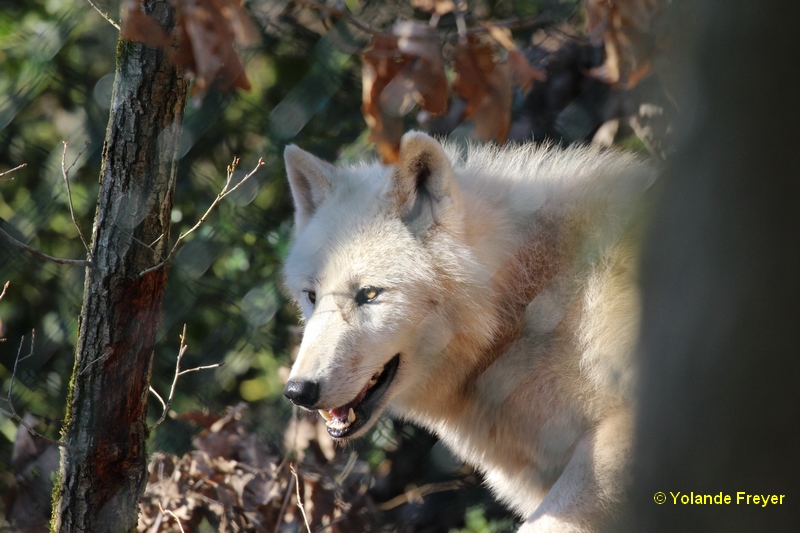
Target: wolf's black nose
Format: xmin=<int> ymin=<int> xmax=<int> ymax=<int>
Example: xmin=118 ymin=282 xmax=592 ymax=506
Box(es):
xmin=283 ymin=380 xmax=320 ymax=408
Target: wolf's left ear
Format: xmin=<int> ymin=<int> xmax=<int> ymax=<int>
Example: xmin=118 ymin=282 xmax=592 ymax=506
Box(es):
xmin=285 ymin=145 xmax=335 ymax=231
xmin=392 ymin=132 xmax=461 ymax=237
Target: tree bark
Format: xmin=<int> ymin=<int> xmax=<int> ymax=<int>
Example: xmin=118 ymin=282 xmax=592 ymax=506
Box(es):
xmin=51 ymin=1 xmax=187 ymax=530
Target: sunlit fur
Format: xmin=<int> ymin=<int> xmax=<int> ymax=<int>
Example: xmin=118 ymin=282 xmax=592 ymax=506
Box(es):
xmin=283 ymin=132 xmax=655 ymax=532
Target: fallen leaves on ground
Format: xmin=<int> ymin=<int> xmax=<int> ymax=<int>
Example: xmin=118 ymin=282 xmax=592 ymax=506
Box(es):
xmin=138 ymin=404 xmax=376 ymax=532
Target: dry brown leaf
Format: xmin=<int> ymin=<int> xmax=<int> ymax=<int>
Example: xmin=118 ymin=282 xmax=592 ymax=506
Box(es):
xmin=391 ymin=21 xmax=449 ymax=116
xmin=362 ymin=22 xmax=449 ymax=163
xmin=176 ymin=0 xmax=253 ymax=97
xmin=585 ymin=0 xmax=664 ymax=88
xmin=484 ymin=26 xmax=545 ymax=93
xmin=121 ymin=0 xmax=257 ymax=101
xmin=362 ymin=34 xmax=407 ymax=163
xmin=453 ymin=36 xmax=513 ymax=143
xmin=452 ymin=37 xmax=493 ymax=116
xmin=120 ymin=0 xmax=170 ymax=47
xmin=508 ymin=49 xmax=545 ymax=93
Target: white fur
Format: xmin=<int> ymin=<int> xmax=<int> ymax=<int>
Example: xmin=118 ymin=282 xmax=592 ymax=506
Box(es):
xmin=283 ymin=132 xmax=655 ymax=531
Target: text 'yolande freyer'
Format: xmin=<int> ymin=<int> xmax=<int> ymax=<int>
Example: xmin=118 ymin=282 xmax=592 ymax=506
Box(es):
xmin=669 ymin=492 xmax=785 ymax=507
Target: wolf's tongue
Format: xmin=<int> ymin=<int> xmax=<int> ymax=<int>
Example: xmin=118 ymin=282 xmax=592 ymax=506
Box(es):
xmin=330 ymin=382 xmax=370 ymax=419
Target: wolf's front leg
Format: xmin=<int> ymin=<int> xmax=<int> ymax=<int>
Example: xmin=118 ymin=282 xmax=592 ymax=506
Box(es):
xmin=518 ymin=408 xmax=633 ymax=533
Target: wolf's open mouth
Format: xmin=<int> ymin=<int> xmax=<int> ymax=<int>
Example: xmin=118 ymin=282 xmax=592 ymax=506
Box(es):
xmin=319 ymin=354 xmax=400 ymax=439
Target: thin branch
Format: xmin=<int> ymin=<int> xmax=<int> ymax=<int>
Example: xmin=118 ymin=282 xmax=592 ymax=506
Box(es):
xmin=79 ymin=348 xmax=112 ymax=376
xmin=0 ymin=146 xmax=91 ymax=266
xmin=0 ymin=163 xmax=26 ymax=181
xmin=454 ymin=0 xmax=468 ymax=40
xmin=61 ymin=141 xmax=91 ymax=255
xmin=149 ymin=324 xmax=225 ymax=430
xmin=157 ymin=503 xmax=186 ymax=533
xmin=291 ymin=0 xmax=381 ymax=35
xmin=1 ymin=282 xmax=7 ymax=343
xmin=273 ymin=471 xmax=294 ymax=533
xmin=0 ymin=227 xmax=91 ymax=266
xmin=293 ymin=0 xmax=564 ymax=41
xmin=139 ymin=157 xmax=264 ymax=277
xmin=377 ymin=480 xmax=465 ymax=510
xmin=7 ymin=332 xmax=34 ymax=403
xmin=149 ymin=386 xmax=166 ymax=413
xmin=149 ymin=324 xmax=188 ymax=430
xmin=177 ymin=363 xmax=225 ymax=376
xmin=86 ymin=0 xmax=121 ymax=30
xmin=0 ymin=332 xmax=78 ymax=452
xmin=0 ymin=406 xmax=79 ymax=452
xmin=290 ymin=464 xmax=312 ymax=533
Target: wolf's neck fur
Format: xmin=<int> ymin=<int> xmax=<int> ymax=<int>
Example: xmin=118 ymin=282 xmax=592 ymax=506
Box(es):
xmin=397 ymin=177 xmax=583 ymax=425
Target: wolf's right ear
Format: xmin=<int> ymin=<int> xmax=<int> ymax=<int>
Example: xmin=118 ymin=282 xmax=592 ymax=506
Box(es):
xmin=285 ymin=145 xmax=335 ymax=231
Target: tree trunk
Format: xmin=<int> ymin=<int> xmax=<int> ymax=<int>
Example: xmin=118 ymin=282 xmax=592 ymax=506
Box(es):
xmin=619 ymin=1 xmax=800 ymax=531
xmin=51 ymin=1 xmax=187 ymax=530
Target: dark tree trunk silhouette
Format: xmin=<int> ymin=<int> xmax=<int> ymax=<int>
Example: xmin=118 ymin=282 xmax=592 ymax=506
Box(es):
xmin=623 ymin=1 xmax=800 ymax=531
xmin=51 ymin=1 xmax=187 ymax=530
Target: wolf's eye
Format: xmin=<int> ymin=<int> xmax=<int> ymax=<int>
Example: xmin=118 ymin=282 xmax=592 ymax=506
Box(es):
xmin=356 ymin=286 xmax=382 ymax=305
xmin=305 ymin=290 xmax=316 ymax=305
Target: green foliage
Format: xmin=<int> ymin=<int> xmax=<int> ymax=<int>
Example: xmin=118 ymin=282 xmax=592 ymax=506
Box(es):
xmin=451 ymin=506 xmax=518 ymax=533
xmin=0 ymin=0 xmax=368 ymax=466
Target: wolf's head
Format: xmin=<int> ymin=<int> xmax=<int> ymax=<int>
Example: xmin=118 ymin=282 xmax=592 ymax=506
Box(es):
xmin=281 ymin=132 xmax=476 ymax=440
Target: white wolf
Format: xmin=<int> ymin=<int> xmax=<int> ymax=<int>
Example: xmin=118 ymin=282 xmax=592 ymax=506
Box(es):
xmin=281 ymin=132 xmax=654 ymax=532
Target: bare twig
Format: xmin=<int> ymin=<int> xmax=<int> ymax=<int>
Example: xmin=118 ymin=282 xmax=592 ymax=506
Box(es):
xmin=294 ymin=0 xmax=563 ymax=41
xmin=7 ymin=332 xmax=34 ymax=402
xmin=0 ymin=332 xmax=79 ymax=452
xmin=149 ymin=324 xmax=225 ymax=430
xmin=0 ymin=146 xmax=91 ymax=266
xmin=454 ymin=0 xmax=468 ymax=39
xmin=273 ymin=471 xmax=295 ymax=533
xmin=290 ymin=464 xmax=312 ymax=533
xmin=292 ymin=0 xmax=380 ymax=35
xmin=157 ymin=502 xmax=186 ymax=533
xmin=1 ymin=282 xmax=8 ymax=343
xmin=377 ymin=480 xmax=465 ymax=510
xmin=86 ymin=0 xmax=121 ymax=30
xmin=0 ymin=227 xmax=91 ymax=266
xmin=61 ymin=141 xmax=91 ymax=255
xmin=0 ymin=281 xmax=5 ymax=342
xmin=139 ymin=157 xmax=264 ymax=277
xmin=78 ymin=348 xmax=112 ymax=376
xmin=0 ymin=163 xmax=26 ymax=181
xmin=149 ymin=385 xmax=166 ymax=413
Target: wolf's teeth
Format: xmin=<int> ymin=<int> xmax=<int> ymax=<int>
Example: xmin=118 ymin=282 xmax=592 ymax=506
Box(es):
xmin=368 ymin=369 xmax=382 ymax=388
xmin=348 ymin=408 xmax=356 ymax=423
xmin=318 ymin=409 xmax=332 ymax=422
xmin=325 ymin=415 xmax=352 ymax=430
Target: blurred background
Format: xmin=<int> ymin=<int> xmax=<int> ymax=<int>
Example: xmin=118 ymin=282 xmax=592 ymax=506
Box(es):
xmin=0 ymin=0 xmax=670 ymax=531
